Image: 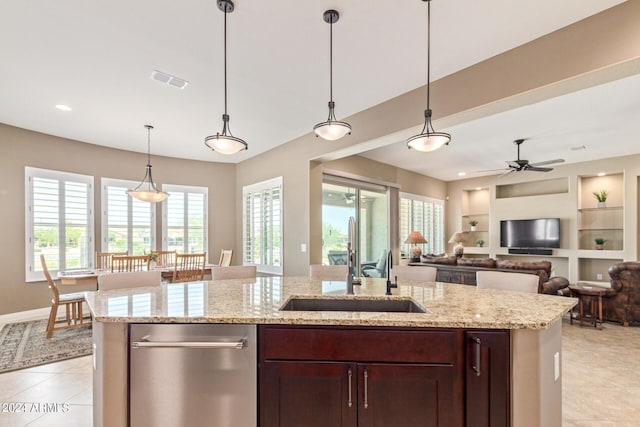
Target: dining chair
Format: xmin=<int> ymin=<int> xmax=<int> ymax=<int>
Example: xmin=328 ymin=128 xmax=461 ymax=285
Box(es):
xmin=392 ymin=265 xmax=437 ymax=282
xmin=218 ymin=249 xmax=233 ymax=267
xmin=98 ymin=270 xmax=162 ymax=291
xmin=172 ymin=253 xmax=206 ymax=283
xmin=155 ymin=250 xmax=177 ymax=267
xmin=96 ymin=251 xmax=128 ymax=270
xmin=111 ymin=255 xmax=150 ymax=272
xmin=211 ymin=265 xmax=257 ymax=280
xmin=309 ymin=264 xmax=348 ymax=280
xmin=476 ymin=271 xmax=539 ymax=294
xmin=41 ymin=255 xmax=91 ymax=339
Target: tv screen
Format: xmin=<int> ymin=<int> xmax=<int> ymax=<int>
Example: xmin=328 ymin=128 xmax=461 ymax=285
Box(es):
xmin=500 ymin=218 xmax=560 ymax=249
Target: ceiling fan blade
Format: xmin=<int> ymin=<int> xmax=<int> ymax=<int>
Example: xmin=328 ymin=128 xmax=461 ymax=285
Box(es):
xmin=497 ymin=169 xmax=516 ymax=178
xmin=477 ymin=168 xmax=510 ymax=173
xmin=530 ymin=159 xmax=565 ymax=167
xmin=507 ymin=161 xmax=520 ymax=168
xmin=526 ymin=166 xmax=553 ymax=172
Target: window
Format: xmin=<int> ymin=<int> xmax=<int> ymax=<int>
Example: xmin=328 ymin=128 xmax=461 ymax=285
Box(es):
xmin=162 ymin=184 xmax=207 ymax=255
xmin=25 ymin=167 xmax=94 ymax=281
xmin=243 ymin=177 xmax=282 ymax=275
xmin=399 ymin=192 xmax=444 ymax=258
xmin=102 ymin=178 xmax=156 ymax=255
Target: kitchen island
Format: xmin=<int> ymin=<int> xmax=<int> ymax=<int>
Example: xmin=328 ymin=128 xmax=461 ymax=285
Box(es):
xmin=86 ymin=276 xmax=576 ymax=427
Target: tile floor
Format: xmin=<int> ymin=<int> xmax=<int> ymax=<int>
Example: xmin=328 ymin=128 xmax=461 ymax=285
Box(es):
xmin=0 ymin=316 xmax=638 ymax=426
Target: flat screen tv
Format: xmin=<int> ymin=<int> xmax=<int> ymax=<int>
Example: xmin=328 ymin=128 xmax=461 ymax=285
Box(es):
xmin=500 ymin=218 xmax=560 ymax=249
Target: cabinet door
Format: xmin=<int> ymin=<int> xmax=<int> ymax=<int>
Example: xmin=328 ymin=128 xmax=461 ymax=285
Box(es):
xmin=358 ymin=363 xmax=462 ymax=427
xmin=262 ymin=361 xmax=357 ymax=427
xmin=465 ymin=331 xmax=511 ymax=427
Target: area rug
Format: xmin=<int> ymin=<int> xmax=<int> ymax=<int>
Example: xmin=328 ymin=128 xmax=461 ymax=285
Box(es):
xmin=0 ymin=319 xmax=92 ymax=374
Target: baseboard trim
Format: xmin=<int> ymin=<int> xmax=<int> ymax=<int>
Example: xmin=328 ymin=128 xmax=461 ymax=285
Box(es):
xmin=0 ymin=307 xmax=50 ymax=324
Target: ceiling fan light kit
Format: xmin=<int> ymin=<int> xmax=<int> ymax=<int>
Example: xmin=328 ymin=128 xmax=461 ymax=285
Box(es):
xmin=313 ymin=9 xmax=352 ymax=141
xmin=204 ymin=0 xmax=248 ymax=155
xmin=406 ymin=0 xmax=451 ymax=153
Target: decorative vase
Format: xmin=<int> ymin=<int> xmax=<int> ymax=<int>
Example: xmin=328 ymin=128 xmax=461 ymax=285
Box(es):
xmin=597 ymin=201 xmax=606 ymax=208
xmin=150 ymin=260 xmax=157 ymax=269
xmin=470 ymin=226 xmax=477 ymax=232
xmin=595 ymin=244 xmax=604 ymax=250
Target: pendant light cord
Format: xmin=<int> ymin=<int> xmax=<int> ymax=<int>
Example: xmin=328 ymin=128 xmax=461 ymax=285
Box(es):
xmin=329 ymin=17 xmax=333 ymax=104
xmin=224 ymin=6 xmax=228 ymax=117
xmin=426 ymin=0 xmax=431 ymax=113
xmin=146 ymin=125 xmax=151 ymax=167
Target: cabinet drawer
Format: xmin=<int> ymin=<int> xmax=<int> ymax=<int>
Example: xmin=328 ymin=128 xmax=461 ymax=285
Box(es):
xmin=261 ymin=326 xmax=459 ymax=363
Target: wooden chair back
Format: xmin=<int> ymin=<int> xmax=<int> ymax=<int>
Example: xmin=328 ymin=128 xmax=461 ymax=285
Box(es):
xmin=111 ymin=255 xmax=150 ymax=272
xmin=98 ymin=270 xmax=162 ymax=290
xmin=218 ymin=249 xmax=233 ymax=267
xmin=476 ymin=271 xmax=539 ymax=294
xmin=211 ymin=265 xmax=257 ymax=280
xmin=96 ymin=251 xmax=128 ymax=269
xmin=40 ymin=255 xmax=91 ymax=338
xmin=155 ymin=250 xmax=176 ymax=267
xmin=309 ymin=265 xmax=348 ymax=280
xmin=392 ymin=265 xmax=437 ymax=282
xmin=172 ymin=253 xmax=206 ymax=283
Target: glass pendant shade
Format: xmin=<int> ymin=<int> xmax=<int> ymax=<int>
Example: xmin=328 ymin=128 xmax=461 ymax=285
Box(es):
xmin=128 ymin=125 xmax=169 ymax=203
xmin=204 ymin=134 xmax=247 ymax=154
xmin=314 ymin=119 xmax=352 ymax=141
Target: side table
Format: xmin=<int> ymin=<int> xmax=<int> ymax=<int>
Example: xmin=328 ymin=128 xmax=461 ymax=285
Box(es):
xmin=569 ymin=283 xmax=608 ymax=330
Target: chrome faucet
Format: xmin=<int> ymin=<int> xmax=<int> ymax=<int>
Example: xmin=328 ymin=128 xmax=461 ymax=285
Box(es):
xmin=385 ymin=250 xmax=397 ymax=295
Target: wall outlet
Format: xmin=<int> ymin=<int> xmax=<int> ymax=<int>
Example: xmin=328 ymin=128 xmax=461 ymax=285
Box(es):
xmin=300 ymin=243 xmax=307 ymax=253
xmin=596 ymin=273 xmax=603 ymax=281
xmin=554 ymin=352 xmax=560 ymax=381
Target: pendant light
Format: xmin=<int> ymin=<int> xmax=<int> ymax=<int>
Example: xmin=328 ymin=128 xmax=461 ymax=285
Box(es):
xmin=406 ymin=0 xmax=451 ymax=152
xmin=204 ymin=0 xmax=247 ymax=155
xmin=313 ymin=9 xmax=351 ymax=141
xmin=127 ymin=125 xmax=169 ymax=203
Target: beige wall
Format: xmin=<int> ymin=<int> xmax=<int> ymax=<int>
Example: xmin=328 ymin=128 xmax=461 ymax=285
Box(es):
xmin=0 ymin=124 xmax=236 ymax=315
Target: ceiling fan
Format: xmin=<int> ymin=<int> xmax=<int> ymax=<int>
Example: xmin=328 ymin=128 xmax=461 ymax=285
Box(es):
xmin=480 ymin=139 xmax=565 ymax=177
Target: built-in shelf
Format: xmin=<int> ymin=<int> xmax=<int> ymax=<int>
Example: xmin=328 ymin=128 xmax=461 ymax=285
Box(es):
xmin=578 ymin=173 xmax=624 ymax=251
xmin=496 ymin=177 xmax=569 ymax=199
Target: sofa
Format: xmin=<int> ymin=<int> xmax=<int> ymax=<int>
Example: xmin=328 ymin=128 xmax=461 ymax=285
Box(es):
xmin=410 ymin=255 xmax=569 ymax=295
xmin=604 ymin=262 xmax=640 ymax=326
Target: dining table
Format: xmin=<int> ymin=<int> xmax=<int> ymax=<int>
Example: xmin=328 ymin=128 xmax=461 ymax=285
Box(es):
xmin=58 ymin=264 xmax=218 ymax=288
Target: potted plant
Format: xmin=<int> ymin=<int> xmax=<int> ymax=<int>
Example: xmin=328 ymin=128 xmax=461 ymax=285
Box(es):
xmin=592 ymin=190 xmax=608 ymax=208
xmin=594 ymin=238 xmax=606 ymax=250
xmin=149 ymin=251 xmax=159 ymax=268
xmin=469 ymin=220 xmax=478 ymax=232
xmin=476 ymin=239 xmax=485 ymax=248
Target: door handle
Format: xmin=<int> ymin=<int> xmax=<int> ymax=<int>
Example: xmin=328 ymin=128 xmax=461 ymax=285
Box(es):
xmin=363 ymin=369 xmax=369 ymax=409
xmin=131 ymin=339 xmax=245 ymax=349
xmin=348 ymin=369 xmax=353 ymax=408
xmin=471 ymin=337 xmax=481 ymax=377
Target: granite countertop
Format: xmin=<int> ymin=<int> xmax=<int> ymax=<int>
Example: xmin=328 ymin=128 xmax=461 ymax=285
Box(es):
xmin=84 ymin=276 xmax=577 ymax=330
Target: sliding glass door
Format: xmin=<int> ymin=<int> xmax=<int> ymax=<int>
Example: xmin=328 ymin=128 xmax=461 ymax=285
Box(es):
xmin=321 ymin=178 xmax=388 ymax=277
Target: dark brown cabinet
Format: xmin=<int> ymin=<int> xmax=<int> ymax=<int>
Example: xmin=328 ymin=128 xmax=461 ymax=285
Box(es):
xmin=259 ymin=326 xmax=509 ymax=427
xmin=465 ymin=331 xmax=511 ymax=427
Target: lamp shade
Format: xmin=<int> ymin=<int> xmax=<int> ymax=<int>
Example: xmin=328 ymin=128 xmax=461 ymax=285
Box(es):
xmin=407 ymin=132 xmax=451 ymax=152
xmin=127 ymin=188 xmax=169 ymax=203
xmin=405 ymin=231 xmax=428 ymax=244
xmin=204 ymin=134 xmax=247 ymax=155
xmin=313 ymin=120 xmax=352 ymax=141
xmin=448 ymin=232 xmax=466 ymax=244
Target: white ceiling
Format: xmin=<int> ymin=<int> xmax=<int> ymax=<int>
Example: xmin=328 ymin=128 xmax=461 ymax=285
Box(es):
xmin=0 ymin=0 xmax=630 ymax=179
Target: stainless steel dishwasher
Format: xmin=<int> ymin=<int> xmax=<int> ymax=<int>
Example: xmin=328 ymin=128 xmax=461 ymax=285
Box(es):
xmin=129 ymin=324 xmax=257 ymax=427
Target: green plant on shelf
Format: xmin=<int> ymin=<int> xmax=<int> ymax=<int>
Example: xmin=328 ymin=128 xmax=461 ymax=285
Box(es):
xmin=594 ymin=238 xmax=606 ymax=245
xmin=476 ymin=239 xmax=485 ymax=247
xmin=592 ymin=190 xmax=608 ymax=202
xmin=468 ymin=220 xmax=478 ymax=226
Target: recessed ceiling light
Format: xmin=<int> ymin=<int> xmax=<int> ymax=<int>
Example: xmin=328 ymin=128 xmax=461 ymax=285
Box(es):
xmin=55 ymin=104 xmax=72 ymax=112
xmin=457 ymin=172 xmax=466 ymax=176
xmin=597 ymin=172 xmax=606 ymax=177
xmin=475 ymin=187 xmax=482 ymax=191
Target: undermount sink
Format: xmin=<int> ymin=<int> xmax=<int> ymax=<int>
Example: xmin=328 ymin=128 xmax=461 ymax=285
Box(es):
xmin=280 ymin=298 xmax=427 ymax=313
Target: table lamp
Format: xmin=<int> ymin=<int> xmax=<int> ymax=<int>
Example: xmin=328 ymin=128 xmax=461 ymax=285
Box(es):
xmin=405 ymin=231 xmax=428 ymax=262
xmin=448 ymin=232 xmax=466 ymax=258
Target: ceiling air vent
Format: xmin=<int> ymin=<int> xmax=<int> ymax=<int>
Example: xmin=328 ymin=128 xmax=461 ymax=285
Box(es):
xmin=150 ymin=70 xmax=189 ymax=90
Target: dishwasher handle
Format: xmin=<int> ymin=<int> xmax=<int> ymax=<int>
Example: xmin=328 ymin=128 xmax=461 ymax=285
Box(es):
xmin=132 ymin=338 xmax=246 ymax=350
